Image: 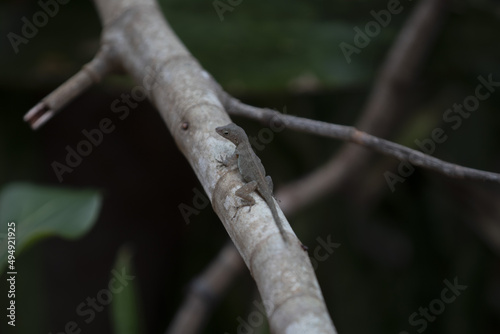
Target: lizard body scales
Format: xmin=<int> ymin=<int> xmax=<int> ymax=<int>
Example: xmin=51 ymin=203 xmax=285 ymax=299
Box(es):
xmin=216 ymin=123 xmax=289 ymax=243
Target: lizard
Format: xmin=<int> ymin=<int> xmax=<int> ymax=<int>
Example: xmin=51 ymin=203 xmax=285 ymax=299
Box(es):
xmin=216 ymin=123 xmax=289 ymax=244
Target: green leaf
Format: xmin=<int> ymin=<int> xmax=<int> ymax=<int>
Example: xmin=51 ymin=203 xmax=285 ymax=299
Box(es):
xmin=0 ymin=183 xmax=102 ymax=273
xmin=111 ymin=245 xmax=144 ymax=334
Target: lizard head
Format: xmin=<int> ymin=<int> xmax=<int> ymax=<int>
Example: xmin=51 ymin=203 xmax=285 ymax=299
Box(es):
xmin=216 ymin=123 xmax=246 ymax=145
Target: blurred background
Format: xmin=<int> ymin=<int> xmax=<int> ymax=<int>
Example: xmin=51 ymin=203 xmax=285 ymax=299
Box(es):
xmin=1 ymin=0 xmax=500 ymax=333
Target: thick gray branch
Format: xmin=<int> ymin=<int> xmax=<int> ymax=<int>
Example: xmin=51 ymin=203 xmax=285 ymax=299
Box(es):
xmin=29 ymin=0 xmax=336 ymax=333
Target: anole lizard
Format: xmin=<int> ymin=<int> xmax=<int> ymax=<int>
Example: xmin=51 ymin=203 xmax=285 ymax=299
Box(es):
xmin=216 ymin=123 xmax=289 ymax=243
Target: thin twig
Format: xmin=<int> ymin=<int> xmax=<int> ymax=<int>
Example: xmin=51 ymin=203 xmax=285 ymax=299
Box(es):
xmin=224 ymin=99 xmax=500 ymax=184
xmin=23 ymin=46 xmax=116 ymax=129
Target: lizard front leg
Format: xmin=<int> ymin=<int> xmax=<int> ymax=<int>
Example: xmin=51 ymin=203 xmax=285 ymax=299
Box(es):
xmin=216 ymin=152 xmax=238 ymax=170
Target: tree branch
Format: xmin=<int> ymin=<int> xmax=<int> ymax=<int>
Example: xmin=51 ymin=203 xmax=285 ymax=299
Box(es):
xmin=24 ymin=0 xmax=337 ymax=333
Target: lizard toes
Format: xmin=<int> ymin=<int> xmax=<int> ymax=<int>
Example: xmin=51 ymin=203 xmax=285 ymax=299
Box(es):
xmin=216 ymin=155 xmax=225 ymax=166
xmin=232 ymin=206 xmax=244 ymax=219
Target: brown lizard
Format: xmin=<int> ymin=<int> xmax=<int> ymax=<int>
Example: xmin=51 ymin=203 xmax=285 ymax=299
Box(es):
xmin=216 ymin=123 xmax=289 ymax=243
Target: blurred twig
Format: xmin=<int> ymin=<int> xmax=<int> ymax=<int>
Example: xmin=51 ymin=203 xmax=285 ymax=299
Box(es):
xmin=165 ymin=242 xmax=245 ymax=334
xmin=24 ymin=46 xmax=117 ymax=130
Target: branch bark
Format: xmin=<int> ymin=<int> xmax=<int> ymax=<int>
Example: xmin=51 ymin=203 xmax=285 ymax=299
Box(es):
xmin=97 ymin=2 xmax=336 ymax=333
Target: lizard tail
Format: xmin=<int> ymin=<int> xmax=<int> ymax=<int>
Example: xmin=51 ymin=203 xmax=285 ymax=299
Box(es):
xmin=265 ymin=194 xmax=289 ymax=243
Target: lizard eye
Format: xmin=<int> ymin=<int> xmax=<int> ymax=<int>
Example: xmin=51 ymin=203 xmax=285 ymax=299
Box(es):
xmin=223 ymin=131 xmax=229 ymax=135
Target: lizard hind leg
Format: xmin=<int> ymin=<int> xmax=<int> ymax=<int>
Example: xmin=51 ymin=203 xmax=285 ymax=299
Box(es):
xmin=234 ymin=180 xmax=258 ymax=215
